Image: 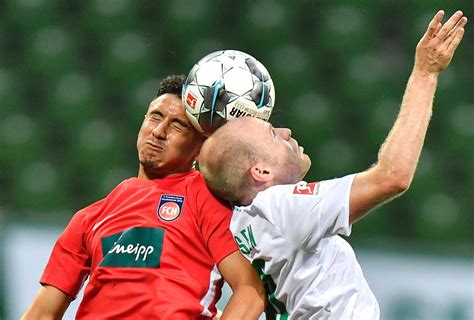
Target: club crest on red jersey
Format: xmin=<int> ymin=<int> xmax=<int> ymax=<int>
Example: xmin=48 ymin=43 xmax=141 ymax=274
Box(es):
xmin=157 ymin=194 xmax=185 ymax=221
xmin=293 ymin=182 xmax=320 ymax=195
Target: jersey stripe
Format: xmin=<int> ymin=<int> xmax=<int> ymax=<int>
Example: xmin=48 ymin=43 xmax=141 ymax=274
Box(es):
xmin=200 ymin=265 xmax=222 ymax=317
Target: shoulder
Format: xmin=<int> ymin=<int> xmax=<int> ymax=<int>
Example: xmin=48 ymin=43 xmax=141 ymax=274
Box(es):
xmin=188 ymin=170 xmax=214 ymax=191
xmin=188 ymin=170 xmax=220 ymax=199
xmin=256 ymin=175 xmax=356 ymax=201
xmin=188 ymin=171 xmax=232 ymax=214
xmin=188 ymin=170 xmax=207 ymax=188
xmin=74 ymin=178 xmax=133 ymax=222
xmin=252 ymin=182 xmax=302 ymax=205
xmin=248 ymin=177 xmax=350 ymax=214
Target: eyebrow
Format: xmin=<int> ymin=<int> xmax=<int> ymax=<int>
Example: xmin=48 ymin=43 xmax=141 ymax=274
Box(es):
xmin=149 ymin=109 xmax=162 ymax=116
xmin=149 ymin=109 xmax=190 ymax=128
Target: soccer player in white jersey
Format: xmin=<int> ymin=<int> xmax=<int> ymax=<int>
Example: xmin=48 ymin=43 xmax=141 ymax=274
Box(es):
xmin=198 ymin=10 xmax=467 ymax=319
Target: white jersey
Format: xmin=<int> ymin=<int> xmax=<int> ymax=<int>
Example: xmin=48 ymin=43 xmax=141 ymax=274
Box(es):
xmin=231 ymin=174 xmax=379 ymax=320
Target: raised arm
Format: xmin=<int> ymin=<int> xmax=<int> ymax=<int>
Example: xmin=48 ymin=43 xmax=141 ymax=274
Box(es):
xmin=218 ymin=251 xmax=265 ymax=319
xmin=349 ymin=10 xmax=467 ymax=223
xmin=21 ymin=285 xmax=72 ymax=320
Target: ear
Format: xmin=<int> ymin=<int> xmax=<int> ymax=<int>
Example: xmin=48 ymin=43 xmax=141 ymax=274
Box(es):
xmin=250 ymin=163 xmax=274 ymax=187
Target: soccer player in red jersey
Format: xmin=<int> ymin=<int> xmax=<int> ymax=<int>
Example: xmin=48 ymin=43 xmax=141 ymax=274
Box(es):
xmin=22 ymin=75 xmax=265 ymax=320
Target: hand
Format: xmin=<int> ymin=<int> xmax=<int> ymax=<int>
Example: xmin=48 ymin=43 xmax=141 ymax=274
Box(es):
xmin=414 ymin=10 xmax=468 ymax=74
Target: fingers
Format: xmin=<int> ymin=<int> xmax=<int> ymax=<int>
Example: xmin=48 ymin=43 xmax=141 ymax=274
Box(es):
xmin=436 ymin=10 xmax=464 ymax=41
xmin=415 ymin=10 xmax=467 ymax=73
xmin=420 ymin=10 xmax=467 ymax=49
xmin=434 ymin=22 xmax=442 ymax=35
xmin=445 ymin=16 xmax=468 ymax=45
xmin=447 ymin=20 xmax=467 ymax=54
xmin=424 ymin=10 xmax=445 ymax=40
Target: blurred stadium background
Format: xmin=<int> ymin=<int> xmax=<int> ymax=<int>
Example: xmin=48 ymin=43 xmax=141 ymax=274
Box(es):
xmin=0 ymin=0 xmax=472 ymax=319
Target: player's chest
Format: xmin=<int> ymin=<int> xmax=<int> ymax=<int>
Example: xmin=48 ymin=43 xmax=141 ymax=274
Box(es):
xmin=96 ymin=190 xmax=195 ymax=228
xmin=87 ymin=194 xmax=199 ymax=263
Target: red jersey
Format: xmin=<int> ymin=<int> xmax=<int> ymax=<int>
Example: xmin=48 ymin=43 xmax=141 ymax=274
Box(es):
xmin=40 ymin=169 xmax=237 ymax=319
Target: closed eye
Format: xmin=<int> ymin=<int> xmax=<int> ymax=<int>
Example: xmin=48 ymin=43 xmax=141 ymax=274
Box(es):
xmin=172 ymin=121 xmax=188 ymax=131
xmin=172 ymin=117 xmax=191 ymax=129
xmin=148 ymin=111 xmax=163 ymax=122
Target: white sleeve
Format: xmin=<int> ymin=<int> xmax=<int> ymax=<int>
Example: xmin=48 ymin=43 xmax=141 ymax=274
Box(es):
xmin=250 ymin=174 xmax=356 ymax=251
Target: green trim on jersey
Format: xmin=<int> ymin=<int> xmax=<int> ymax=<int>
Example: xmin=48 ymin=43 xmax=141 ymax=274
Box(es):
xmin=252 ymin=259 xmax=288 ymax=319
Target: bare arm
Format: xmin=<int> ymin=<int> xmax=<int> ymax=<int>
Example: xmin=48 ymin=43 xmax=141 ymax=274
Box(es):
xmin=21 ymin=285 xmax=72 ymax=320
xmin=349 ymin=10 xmax=467 ymax=223
xmin=218 ymin=251 xmax=265 ymax=320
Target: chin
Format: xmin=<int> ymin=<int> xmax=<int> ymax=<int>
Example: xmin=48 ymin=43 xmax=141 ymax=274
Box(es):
xmin=140 ymin=158 xmax=162 ymax=171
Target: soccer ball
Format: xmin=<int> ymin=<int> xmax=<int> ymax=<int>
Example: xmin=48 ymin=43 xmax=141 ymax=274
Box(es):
xmin=182 ymin=50 xmax=275 ymax=135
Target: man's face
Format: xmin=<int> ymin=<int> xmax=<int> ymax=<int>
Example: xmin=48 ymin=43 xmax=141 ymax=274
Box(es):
xmin=244 ymin=118 xmax=311 ymax=184
xmin=136 ymin=93 xmax=205 ymax=179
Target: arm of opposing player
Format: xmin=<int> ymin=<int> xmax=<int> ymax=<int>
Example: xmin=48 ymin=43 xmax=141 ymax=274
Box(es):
xmin=21 ymin=285 xmax=72 ymax=320
xmin=349 ymin=10 xmax=467 ymax=223
xmin=194 ymin=176 xmax=265 ymax=318
xmin=218 ymin=251 xmax=265 ymax=320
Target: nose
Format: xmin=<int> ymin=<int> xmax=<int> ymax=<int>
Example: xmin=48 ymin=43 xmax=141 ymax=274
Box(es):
xmin=152 ymin=122 xmax=168 ymax=139
xmin=275 ymin=128 xmax=292 ymax=140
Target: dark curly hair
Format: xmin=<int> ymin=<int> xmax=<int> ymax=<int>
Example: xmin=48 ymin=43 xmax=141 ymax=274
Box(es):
xmin=155 ymin=74 xmax=186 ymax=98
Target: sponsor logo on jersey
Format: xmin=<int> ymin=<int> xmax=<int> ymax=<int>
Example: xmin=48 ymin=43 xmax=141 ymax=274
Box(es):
xmin=186 ymin=92 xmax=198 ymax=109
xmin=100 ymin=227 xmax=164 ymax=268
xmin=157 ymin=194 xmax=185 ymax=221
xmin=234 ymin=225 xmax=257 ymax=255
xmin=293 ymin=182 xmax=320 ymax=195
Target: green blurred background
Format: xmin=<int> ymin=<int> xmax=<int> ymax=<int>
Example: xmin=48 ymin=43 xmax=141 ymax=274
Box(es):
xmin=0 ymin=0 xmax=472 ymax=319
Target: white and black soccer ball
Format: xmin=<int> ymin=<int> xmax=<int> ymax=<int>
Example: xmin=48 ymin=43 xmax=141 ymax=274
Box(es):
xmin=182 ymin=50 xmax=275 ymax=135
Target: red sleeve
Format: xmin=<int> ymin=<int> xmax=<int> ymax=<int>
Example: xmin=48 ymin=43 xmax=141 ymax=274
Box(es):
xmin=39 ymin=201 xmax=103 ymax=298
xmin=194 ymin=176 xmax=238 ymax=264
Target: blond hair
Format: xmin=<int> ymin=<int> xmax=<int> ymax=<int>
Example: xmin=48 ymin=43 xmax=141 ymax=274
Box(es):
xmin=199 ymin=126 xmax=265 ymax=204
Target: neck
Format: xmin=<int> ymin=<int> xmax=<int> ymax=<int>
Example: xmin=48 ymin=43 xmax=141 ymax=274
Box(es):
xmin=138 ymin=165 xmax=194 ymax=180
xmin=238 ymin=189 xmax=259 ymax=206
xmin=240 ymin=179 xmax=276 ymax=205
